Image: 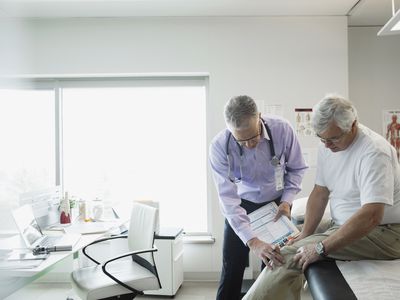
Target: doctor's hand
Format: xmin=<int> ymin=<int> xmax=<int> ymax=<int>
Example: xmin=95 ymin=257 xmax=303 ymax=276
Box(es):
xmin=292 ymin=244 xmax=322 ymax=272
xmin=247 ymin=237 xmax=285 ymax=270
xmin=273 ymin=202 xmax=291 ymax=221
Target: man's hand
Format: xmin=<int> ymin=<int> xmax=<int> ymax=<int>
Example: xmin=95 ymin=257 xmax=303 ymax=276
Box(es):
xmin=286 ymin=231 xmax=309 ymax=246
xmin=273 ymin=202 xmax=291 ymax=221
xmin=292 ymin=244 xmax=322 ymax=272
xmin=247 ymin=238 xmax=285 ymax=270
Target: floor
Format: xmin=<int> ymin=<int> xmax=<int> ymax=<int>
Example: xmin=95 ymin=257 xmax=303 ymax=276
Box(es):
xmin=5 ymin=281 xmax=314 ymax=300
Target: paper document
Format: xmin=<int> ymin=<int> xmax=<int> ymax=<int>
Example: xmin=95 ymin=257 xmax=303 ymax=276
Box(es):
xmin=0 ymin=259 xmax=45 ymax=269
xmin=7 ymin=252 xmax=49 ymax=261
xmin=64 ymin=220 xmax=121 ymax=235
xmin=0 ymin=251 xmax=48 ymax=269
xmin=248 ymin=202 xmax=299 ymax=246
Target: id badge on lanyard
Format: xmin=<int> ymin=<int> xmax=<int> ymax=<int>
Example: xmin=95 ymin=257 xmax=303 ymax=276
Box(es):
xmin=271 ymin=156 xmax=284 ymax=191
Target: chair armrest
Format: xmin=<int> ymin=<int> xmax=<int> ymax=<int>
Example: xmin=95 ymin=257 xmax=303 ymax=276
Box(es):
xmin=100 ymin=247 xmax=159 ymax=296
xmin=82 ymin=235 xmax=128 ymax=265
xmin=103 ymin=247 xmax=158 ymax=266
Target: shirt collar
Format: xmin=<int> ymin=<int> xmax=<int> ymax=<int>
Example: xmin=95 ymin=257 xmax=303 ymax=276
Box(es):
xmin=260 ymin=119 xmax=270 ymax=141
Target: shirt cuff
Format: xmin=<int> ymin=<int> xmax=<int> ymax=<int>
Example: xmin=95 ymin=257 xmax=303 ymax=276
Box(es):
xmin=280 ymin=190 xmax=297 ymax=205
xmin=239 ymin=228 xmax=256 ymax=246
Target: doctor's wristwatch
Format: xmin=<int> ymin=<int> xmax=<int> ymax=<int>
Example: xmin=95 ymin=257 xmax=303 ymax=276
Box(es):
xmin=315 ymin=241 xmax=327 ymax=257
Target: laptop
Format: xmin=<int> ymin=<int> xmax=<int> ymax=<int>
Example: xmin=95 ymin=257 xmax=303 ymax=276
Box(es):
xmin=19 ymin=186 xmax=62 ymax=230
xmin=12 ymin=204 xmax=81 ymax=250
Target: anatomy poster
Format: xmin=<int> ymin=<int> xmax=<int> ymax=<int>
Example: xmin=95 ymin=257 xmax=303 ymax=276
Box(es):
xmin=295 ymin=108 xmax=314 ymax=136
xmin=383 ymin=110 xmax=400 ymax=162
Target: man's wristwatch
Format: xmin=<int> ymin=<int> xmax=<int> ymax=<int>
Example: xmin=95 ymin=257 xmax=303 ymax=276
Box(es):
xmin=315 ymin=241 xmax=327 ymax=257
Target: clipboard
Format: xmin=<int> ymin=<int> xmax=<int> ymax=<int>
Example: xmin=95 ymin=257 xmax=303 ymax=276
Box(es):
xmin=248 ymin=202 xmax=299 ymax=246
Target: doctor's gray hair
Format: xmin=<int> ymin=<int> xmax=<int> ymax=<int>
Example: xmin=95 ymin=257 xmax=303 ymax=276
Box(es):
xmin=312 ymin=94 xmax=358 ymax=134
xmin=224 ymin=95 xmax=259 ymax=131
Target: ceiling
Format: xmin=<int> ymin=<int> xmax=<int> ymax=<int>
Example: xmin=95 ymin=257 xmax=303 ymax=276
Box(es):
xmin=0 ymin=0 xmax=398 ymax=26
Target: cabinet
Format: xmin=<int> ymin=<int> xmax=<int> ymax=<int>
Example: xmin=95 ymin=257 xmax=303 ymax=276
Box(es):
xmin=145 ymin=227 xmax=184 ymax=296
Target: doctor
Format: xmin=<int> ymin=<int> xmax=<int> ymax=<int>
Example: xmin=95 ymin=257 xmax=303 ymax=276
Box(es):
xmin=209 ymin=95 xmax=307 ymax=300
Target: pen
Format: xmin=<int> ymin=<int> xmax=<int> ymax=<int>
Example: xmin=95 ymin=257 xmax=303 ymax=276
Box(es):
xmin=268 ymin=249 xmax=278 ymax=268
xmin=33 ymin=245 xmax=72 ymax=255
xmin=47 ymin=245 xmax=72 ymax=252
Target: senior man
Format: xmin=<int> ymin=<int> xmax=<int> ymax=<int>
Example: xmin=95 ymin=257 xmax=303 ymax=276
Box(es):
xmin=243 ymin=94 xmax=400 ymax=300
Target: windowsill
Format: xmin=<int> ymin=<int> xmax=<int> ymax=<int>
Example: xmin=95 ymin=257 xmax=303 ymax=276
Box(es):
xmin=183 ymin=235 xmax=215 ymax=244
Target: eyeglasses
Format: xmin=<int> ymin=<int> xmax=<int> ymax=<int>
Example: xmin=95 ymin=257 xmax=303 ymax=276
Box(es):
xmin=235 ymin=133 xmax=261 ymax=147
xmin=234 ymin=123 xmax=262 ymax=147
xmin=317 ymin=130 xmax=348 ymax=144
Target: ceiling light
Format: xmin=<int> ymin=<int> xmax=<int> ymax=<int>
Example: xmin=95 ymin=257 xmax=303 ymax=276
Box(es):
xmin=378 ymin=0 xmax=400 ymax=36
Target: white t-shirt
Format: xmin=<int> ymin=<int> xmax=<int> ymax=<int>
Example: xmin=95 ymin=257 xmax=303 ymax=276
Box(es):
xmin=315 ymin=124 xmax=400 ymax=225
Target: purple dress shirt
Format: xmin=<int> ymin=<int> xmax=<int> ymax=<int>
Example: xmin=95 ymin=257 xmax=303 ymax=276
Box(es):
xmin=209 ymin=114 xmax=307 ymax=244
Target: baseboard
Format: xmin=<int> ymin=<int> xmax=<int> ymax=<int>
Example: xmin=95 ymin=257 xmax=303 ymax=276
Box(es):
xmin=183 ymin=272 xmax=220 ymax=281
xmin=36 ymin=271 xmax=221 ymax=284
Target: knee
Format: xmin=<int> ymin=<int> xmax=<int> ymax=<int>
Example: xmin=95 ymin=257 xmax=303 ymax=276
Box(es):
xmin=281 ymin=245 xmax=299 ymax=257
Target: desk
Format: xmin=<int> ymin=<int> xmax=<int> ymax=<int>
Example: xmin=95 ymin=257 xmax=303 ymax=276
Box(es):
xmin=0 ymin=219 xmax=127 ymax=299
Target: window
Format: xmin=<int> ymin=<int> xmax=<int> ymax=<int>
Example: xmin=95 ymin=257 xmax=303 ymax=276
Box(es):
xmin=0 ymin=78 xmax=208 ymax=233
xmin=0 ymin=88 xmax=56 ymax=205
xmin=61 ymin=78 xmax=207 ymax=233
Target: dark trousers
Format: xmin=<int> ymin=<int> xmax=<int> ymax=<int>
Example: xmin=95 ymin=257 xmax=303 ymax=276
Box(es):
xmin=216 ymin=198 xmax=281 ymax=300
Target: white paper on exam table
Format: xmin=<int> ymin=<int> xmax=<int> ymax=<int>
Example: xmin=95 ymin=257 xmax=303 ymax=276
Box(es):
xmin=248 ymin=202 xmax=299 ymax=245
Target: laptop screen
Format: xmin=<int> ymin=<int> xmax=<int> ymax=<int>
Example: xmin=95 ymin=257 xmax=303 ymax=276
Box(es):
xmin=19 ymin=186 xmax=61 ymax=229
xmin=12 ymin=204 xmax=44 ymax=248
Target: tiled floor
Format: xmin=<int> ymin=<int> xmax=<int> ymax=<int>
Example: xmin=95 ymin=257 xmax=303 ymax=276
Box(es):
xmin=5 ymin=281 xmax=313 ymax=300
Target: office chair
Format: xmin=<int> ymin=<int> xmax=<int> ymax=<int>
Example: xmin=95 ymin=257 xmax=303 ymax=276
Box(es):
xmin=70 ymin=203 xmax=161 ymax=300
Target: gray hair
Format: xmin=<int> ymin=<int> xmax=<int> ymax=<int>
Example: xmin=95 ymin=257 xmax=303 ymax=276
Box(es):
xmin=224 ymin=95 xmax=259 ymax=130
xmin=312 ymin=94 xmax=358 ymax=134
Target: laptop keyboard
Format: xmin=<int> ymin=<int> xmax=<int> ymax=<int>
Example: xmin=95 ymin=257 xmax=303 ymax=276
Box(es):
xmin=40 ymin=235 xmax=60 ymax=247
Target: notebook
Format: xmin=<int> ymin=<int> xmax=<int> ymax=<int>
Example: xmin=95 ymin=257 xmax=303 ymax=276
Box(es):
xmin=11 ymin=204 xmax=81 ymax=250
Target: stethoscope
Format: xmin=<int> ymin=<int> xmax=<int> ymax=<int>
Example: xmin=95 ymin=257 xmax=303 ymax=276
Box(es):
xmin=226 ymin=118 xmax=280 ymax=183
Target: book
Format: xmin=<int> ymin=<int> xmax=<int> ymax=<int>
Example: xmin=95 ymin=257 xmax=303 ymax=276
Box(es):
xmin=248 ymin=202 xmax=300 ymax=246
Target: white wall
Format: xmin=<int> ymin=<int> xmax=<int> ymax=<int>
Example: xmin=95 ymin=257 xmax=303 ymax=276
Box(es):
xmin=15 ymin=16 xmax=348 ymax=278
xmin=0 ymin=19 xmax=33 ymax=75
xmin=349 ymin=27 xmax=400 ymax=134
